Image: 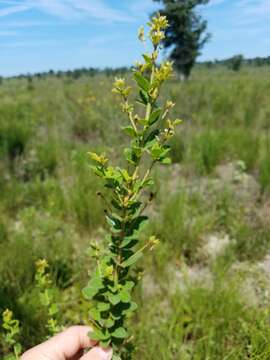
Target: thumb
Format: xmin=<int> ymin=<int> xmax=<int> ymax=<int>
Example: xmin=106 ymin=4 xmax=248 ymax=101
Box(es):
xmin=80 ymin=346 xmax=113 ymax=360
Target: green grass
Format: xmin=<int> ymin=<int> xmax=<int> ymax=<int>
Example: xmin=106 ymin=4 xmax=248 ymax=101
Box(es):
xmin=1 ymin=67 xmax=270 ymax=358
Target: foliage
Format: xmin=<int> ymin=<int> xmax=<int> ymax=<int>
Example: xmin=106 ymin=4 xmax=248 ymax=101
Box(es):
xmin=0 ymin=39 xmax=270 ymax=359
xmin=83 ymin=15 xmax=181 ymax=359
xmin=154 ymin=0 xmax=210 ymax=78
xmin=35 ymin=259 xmax=61 ymax=336
xmin=1 ymin=310 xmax=22 ymax=360
xmin=228 ymin=54 xmax=244 ymax=72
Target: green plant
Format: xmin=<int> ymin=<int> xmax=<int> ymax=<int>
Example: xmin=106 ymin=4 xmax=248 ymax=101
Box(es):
xmin=35 ymin=259 xmax=60 ymax=337
xmin=1 ymin=309 xmax=22 ymax=360
xmin=83 ymin=15 xmax=181 ymax=359
xmin=154 ymin=0 xmax=211 ymax=78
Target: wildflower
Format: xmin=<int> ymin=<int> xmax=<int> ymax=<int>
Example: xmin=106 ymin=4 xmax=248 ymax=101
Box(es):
xmin=88 ymin=152 xmax=108 ymax=167
xmin=112 ymin=77 xmax=131 ymax=98
xmin=138 ymin=26 xmax=145 ymax=42
xmin=36 ymin=259 xmax=49 ymax=274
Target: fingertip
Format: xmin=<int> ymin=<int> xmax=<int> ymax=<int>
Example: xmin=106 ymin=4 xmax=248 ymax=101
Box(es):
xmin=81 ymin=346 xmax=113 ymax=360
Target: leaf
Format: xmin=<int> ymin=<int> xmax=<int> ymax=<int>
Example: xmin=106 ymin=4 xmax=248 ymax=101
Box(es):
xmin=124 ymin=281 xmax=135 ymax=291
xmin=151 ymin=143 xmax=163 ymax=159
xmin=122 ymin=126 xmax=137 ymax=138
xmin=123 ymin=301 xmax=138 ymax=316
xmin=82 ymin=277 xmax=103 ymax=300
xmin=90 ymin=165 xmax=105 ymax=178
xmin=49 ymin=303 xmax=58 ymax=316
xmin=111 ymin=302 xmax=130 ymax=320
xmin=112 ymin=327 xmax=128 ymax=339
xmin=124 ymin=148 xmax=135 ymax=164
xmin=149 ymin=108 xmax=162 ymax=125
xmin=112 ymin=355 xmax=122 ymax=360
xmin=121 ymin=251 xmax=143 ymax=268
xmin=105 ymin=214 xmax=122 ymax=230
xmin=120 ymin=237 xmax=138 ymax=249
xmin=89 ymin=329 xmax=110 ymax=342
xmin=141 ymin=177 xmax=154 ymax=187
xmin=98 ymin=302 xmax=110 ymax=312
xmin=14 ymin=343 xmax=22 ymax=356
xmin=143 ymin=129 xmax=160 ymax=147
xmin=100 ymin=339 xmax=111 ymax=348
xmin=111 ymin=198 xmax=122 ymax=210
xmin=120 ymin=290 xmax=131 ymax=303
xmin=89 ymin=308 xmax=101 ymax=321
xmin=104 ymin=318 xmax=115 ymax=329
xmin=128 ymin=215 xmax=148 ymax=232
xmin=134 ymin=72 xmax=150 ymax=92
xmin=108 ymin=293 xmax=121 ymax=305
xmin=160 ymin=157 xmax=172 ymax=165
xmin=143 ymin=53 xmax=152 ymax=64
xmin=138 ymin=90 xmax=149 ymax=105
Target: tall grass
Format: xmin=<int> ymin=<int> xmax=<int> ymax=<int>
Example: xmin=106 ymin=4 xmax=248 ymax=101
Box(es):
xmin=1 ymin=68 xmax=270 ymax=358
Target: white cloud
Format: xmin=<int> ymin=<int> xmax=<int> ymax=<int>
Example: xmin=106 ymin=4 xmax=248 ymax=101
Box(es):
xmin=207 ymin=0 xmax=226 ymax=6
xmin=0 ymin=0 xmax=135 ymax=22
xmin=0 ymin=20 xmax=56 ymax=28
xmin=69 ymin=0 xmax=134 ymax=22
xmin=237 ymin=0 xmax=270 ymax=16
xmin=0 ymin=4 xmax=30 ymax=17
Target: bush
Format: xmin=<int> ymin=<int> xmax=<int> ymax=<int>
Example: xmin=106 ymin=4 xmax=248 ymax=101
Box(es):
xmin=0 ymin=102 xmax=34 ymax=160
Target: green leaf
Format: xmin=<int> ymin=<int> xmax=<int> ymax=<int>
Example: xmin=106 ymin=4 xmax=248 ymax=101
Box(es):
xmin=100 ymin=339 xmax=111 ymax=348
xmin=149 ymin=108 xmax=161 ymax=125
xmin=14 ymin=343 xmax=22 ymax=356
xmin=124 ymin=281 xmax=135 ymax=291
xmin=90 ymin=165 xmax=105 ymax=178
xmin=120 ymin=237 xmax=138 ymax=249
xmin=89 ymin=329 xmax=110 ymax=342
xmin=108 ymin=293 xmax=121 ymax=305
xmin=98 ymin=302 xmax=110 ymax=312
xmin=104 ymin=318 xmax=115 ymax=329
xmin=128 ymin=215 xmax=148 ymax=232
xmin=123 ymin=301 xmax=138 ymax=316
xmin=122 ymin=126 xmax=137 ymax=138
xmin=151 ymin=143 xmax=163 ymax=159
xmin=134 ymin=72 xmax=150 ymax=92
xmin=143 ymin=53 xmax=152 ymax=64
xmin=160 ymin=157 xmax=172 ymax=165
xmin=105 ymin=214 xmax=122 ymax=230
xmin=120 ymin=290 xmax=131 ymax=303
xmin=111 ymin=198 xmax=122 ymax=210
xmin=124 ymin=148 xmax=135 ymax=164
xmin=89 ymin=308 xmax=101 ymax=321
xmin=49 ymin=303 xmax=58 ymax=316
xmin=138 ymin=90 xmax=149 ymax=105
xmin=112 ymin=355 xmax=122 ymax=360
xmin=121 ymin=251 xmax=143 ymax=268
xmin=112 ymin=327 xmax=128 ymax=339
xmin=82 ymin=277 xmax=103 ymax=300
xmin=143 ymin=129 xmax=160 ymax=147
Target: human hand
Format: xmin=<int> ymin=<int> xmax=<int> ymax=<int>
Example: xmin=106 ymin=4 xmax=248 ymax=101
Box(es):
xmin=21 ymin=326 xmax=113 ymax=360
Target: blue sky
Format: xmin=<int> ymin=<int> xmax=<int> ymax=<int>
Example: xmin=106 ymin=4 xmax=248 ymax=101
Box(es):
xmin=1 ymin=0 xmax=270 ymax=76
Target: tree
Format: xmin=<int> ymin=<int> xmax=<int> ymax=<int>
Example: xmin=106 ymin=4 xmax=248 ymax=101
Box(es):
xmin=228 ymin=54 xmax=244 ymax=72
xmin=154 ymin=0 xmax=210 ymax=78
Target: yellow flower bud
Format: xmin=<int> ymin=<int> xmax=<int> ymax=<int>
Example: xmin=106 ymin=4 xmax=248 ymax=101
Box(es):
xmin=138 ymin=26 xmax=145 ymax=42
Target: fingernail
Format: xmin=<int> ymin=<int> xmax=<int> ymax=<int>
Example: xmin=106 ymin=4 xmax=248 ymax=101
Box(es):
xmin=96 ymin=347 xmax=113 ymax=360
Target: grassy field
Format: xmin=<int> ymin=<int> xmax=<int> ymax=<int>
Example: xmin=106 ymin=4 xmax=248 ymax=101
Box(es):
xmin=1 ymin=67 xmax=270 ymax=359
